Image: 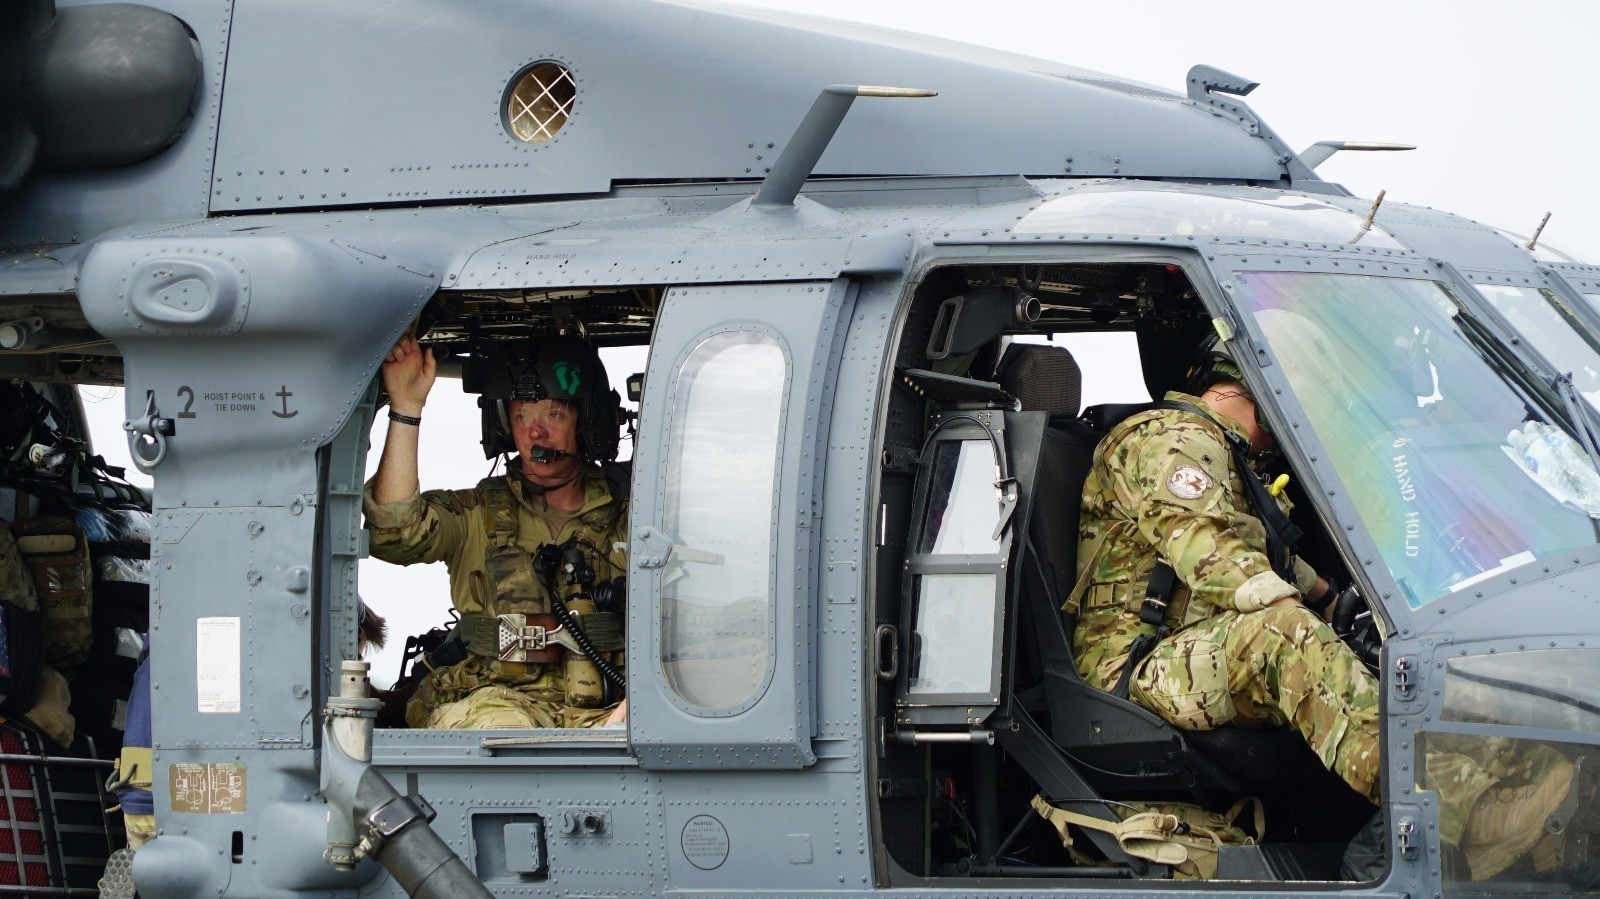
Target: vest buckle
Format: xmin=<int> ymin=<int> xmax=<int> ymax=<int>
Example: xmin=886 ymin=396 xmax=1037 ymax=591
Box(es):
xmin=495 ymin=612 xmax=579 ymax=662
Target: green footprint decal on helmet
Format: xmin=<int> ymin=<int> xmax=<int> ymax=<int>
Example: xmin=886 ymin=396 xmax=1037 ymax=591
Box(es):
xmin=552 ymin=359 xmax=581 ymax=395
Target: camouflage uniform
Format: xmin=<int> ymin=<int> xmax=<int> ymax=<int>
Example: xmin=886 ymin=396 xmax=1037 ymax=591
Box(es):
xmin=364 ymin=467 xmax=627 ymax=728
xmin=1069 ymin=391 xmax=1383 ymax=803
xmin=1422 ymin=731 xmax=1577 ymax=879
xmin=0 ymin=520 xmax=37 ymax=614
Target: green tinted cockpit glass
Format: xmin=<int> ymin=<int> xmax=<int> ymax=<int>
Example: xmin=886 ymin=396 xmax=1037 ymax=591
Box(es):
xmin=1441 ymin=649 xmax=1600 ymax=733
xmin=1474 ymin=284 xmax=1600 ymax=410
xmin=1233 ymin=272 xmax=1595 ymax=608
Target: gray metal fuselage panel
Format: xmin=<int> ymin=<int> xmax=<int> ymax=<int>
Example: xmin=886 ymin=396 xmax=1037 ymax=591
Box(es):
xmin=209 ymin=0 xmax=1288 ymax=214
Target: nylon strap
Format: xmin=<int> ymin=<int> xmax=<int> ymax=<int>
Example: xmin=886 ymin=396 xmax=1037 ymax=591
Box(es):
xmin=1059 ymin=530 xmax=1110 ymax=617
xmin=1113 ymin=561 xmax=1177 ymax=699
xmin=1218 ymin=429 xmax=1301 ymax=581
xmin=1030 ymin=795 xmax=1198 ymax=873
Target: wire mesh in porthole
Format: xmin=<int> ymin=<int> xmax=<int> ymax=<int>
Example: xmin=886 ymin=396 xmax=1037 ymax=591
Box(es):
xmin=503 ymin=62 xmax=576 ymax=144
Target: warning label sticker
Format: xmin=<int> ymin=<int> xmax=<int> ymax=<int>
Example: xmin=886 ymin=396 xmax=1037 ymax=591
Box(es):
xmin=196 ymin=617 xmax=241 ymax=713
xmin=169 ymin=763 xmax=247 ymax=814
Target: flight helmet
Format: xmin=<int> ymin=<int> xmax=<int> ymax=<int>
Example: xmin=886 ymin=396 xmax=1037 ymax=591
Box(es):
xmin=1185 ymin=331 xmax=1273 ymax=443
xmin=1185 ymin=332 xmax=1248 ymax=397
xmin=478 ymin=336 xmax=622 ymax=463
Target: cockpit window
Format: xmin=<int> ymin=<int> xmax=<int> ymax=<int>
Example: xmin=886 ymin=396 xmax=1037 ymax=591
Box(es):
xmin=1417 ymin=648 xmax=1600 ymax=893
xmin=1440 ymin=648 xmax=1600 ymax=733
xmin=1473 ymin=284 xmax=1600 ymax=409
xmin=1234 ymin=272 xmax=1596 ymax=608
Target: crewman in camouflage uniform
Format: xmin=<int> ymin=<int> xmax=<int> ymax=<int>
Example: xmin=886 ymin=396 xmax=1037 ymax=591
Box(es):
xmin=364 ymin=334 xmax=628 ymax=729
xmin=1069 ymin=352 xmax=1374 ymax=794
xmin=1071 ymin=334 xmax=1575 ymax=878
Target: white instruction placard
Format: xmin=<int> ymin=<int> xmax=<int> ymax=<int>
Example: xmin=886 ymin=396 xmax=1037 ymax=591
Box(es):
xmin=196 ymin=617 xmax=242 ymax=713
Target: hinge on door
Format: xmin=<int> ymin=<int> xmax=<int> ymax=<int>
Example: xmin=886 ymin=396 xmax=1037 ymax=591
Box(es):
xmin=1395 ymin=816 xmax=1419 ymax=860
xmin=1392 ymin=656 xmax=1417 ymax=701
xmin=635 ymin=527 xmax=673 ymax=569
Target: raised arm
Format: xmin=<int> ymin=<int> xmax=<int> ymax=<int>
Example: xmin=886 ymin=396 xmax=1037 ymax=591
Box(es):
xmin=372 ymin=336 xmax=436 ymax=505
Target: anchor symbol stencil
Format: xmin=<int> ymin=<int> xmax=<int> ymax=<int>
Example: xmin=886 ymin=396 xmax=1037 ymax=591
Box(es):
xmin=273 ymin=386 xmax=299 ymax=419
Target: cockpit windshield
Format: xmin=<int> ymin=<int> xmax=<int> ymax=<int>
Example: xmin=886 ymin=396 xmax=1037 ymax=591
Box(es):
xmin=1233 ymin=272 xmax=1598 ymax=608
xmin=1473 ymin=283 xmax=1600 ymax=410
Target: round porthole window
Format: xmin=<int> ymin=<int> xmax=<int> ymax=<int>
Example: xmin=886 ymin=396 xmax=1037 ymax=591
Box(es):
xmin=504 ymin=62 xmax=576 ymax=143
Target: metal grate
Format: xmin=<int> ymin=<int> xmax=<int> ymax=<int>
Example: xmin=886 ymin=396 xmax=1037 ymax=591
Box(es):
xmin=0 ymin=728 xmax=52 ymax=890
xmin=0 ymin=723 xmax=120 ymax=896
xmin=505 ymin=63 xmax=576 ymax=143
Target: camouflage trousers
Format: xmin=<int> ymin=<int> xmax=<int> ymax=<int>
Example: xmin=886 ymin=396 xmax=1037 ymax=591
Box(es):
xmin=1127 ymin=604 xmax=1383 ymax=804
xmin=1422 ymin=733 xmax=1575 ymax=880
xmin=405 ymin=654 xmax=616 ymax=729
xmin=422 ymin=685 xmax=617 ymax=729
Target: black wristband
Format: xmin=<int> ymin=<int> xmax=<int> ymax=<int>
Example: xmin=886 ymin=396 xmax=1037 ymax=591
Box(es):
xmin=388 ymin=409 xmax=422 ymax=427
xmin=1304 ymin=583 xmax=1337 ymax=615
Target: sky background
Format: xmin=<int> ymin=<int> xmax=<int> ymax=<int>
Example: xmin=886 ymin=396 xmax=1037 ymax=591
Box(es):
xmin=83 ymin=0 xmax=1600 ymax=684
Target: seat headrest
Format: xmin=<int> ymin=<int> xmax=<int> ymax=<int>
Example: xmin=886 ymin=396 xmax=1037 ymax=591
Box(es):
xmin=996 ymin=344 xmax=1082 ymax=417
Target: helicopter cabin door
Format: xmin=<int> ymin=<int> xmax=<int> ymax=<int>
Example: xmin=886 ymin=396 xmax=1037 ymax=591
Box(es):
xmin=627 ymin=279 xmax=856 ymax=770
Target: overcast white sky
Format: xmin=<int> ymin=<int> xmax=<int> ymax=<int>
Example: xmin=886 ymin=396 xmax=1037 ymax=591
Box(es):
xmin=84 ymin=0 xmax=1600 ymax=684
xmin=734 ymin=0 xmax=1600 ymax=258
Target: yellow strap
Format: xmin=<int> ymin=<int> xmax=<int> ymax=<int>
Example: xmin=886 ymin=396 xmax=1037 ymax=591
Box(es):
xmin=115 ymin=745 xmax=153 ymax=791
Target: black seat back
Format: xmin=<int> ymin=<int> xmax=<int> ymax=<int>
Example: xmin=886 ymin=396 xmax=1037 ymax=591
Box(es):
xmin=995 ymin=344 xmax=1083 ymax=606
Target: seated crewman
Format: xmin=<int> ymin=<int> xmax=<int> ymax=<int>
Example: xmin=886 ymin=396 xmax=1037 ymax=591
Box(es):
xmin=1070 ymin=333 xmax=1575 ymax=879
xmin=1070 ymin=341 xmax=1366 ymax=793
xmin=364 ymin=334 xmax=628 ymax=729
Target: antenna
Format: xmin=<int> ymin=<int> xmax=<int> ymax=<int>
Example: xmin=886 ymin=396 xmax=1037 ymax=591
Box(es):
xmin=1525 ymin=212 xmax=1552 ymax=251
xmin=1361 ymin=190 xmax=1387 ymax=231
xmin=1298 ymin=141 xmax=1417 ymax=169
xmin=753 ymin=84 xmax=936 ymax=209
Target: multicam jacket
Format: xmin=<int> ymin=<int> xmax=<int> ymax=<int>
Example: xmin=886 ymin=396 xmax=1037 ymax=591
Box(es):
xmin=363 ymin=467 xmax=628 ymax=720
xmin=1069 ymin=391 xmax=1318 ymax=690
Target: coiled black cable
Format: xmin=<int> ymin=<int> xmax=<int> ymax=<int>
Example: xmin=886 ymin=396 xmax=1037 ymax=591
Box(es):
xmin=534 ymin=543 xmax=626 ymax=692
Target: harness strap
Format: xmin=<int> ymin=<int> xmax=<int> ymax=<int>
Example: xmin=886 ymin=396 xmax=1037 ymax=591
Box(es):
xmin=1059 ymin=530 xmax=1110 ymax=617
xmin=1030 ymin=795 xmax=1201 ymax=875
xmin=1112 ymin=561 xmax=1176 ymax=699
xmin=1219 ymin=430 xmax=1301 ymax=581
xmin=452 ymin=610 xmax=625 ymax=660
